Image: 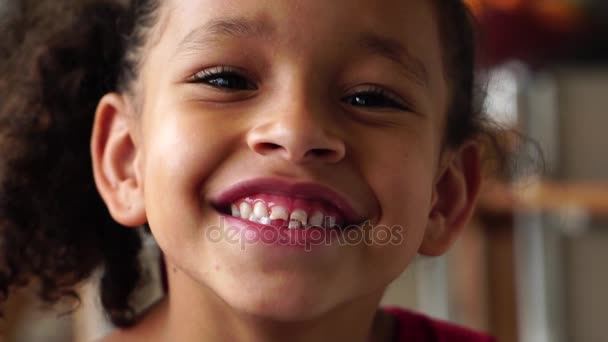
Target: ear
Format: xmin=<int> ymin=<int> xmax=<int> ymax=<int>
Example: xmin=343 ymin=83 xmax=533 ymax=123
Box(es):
xmin=419 ymin=141 xmax=482 ymax=256
xmin=90 ymin=93 xmax=147 ymax=227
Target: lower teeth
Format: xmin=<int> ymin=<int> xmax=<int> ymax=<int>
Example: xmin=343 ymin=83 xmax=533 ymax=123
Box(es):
xmin=226 ymin=206 xmax=344 ymax=230
xmin=288 ymin=219 xmax=303 ymax=229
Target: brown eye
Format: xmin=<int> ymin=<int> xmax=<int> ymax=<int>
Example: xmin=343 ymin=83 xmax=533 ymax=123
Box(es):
xmin=342 ymin=87 xmax=409 ymax=111
xmin=190 ymin=67 xmax=257 ymax=91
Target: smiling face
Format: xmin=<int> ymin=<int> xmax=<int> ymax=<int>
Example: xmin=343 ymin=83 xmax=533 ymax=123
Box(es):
xmin=93 ymin=0 xmax=473 ymax=324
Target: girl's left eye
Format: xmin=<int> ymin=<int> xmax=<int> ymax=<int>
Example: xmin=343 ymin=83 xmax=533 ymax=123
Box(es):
xmin=188 ymin=66 xmax=257 ymax=91
xmin=342 ymin=87 xmax=409 ymax=111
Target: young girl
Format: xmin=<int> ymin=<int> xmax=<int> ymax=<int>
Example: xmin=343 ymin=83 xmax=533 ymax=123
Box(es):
xmin=1 ymin=0 xmax=498 ymax=340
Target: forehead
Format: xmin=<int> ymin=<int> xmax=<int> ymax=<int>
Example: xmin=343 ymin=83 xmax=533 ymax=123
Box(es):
xmin=158 ymin=0 xmax=444 ymax=65
xmin=146 ymin=0 xmax=447 ymax=107
xmin=163 ymin=0 xmax=439 ymax=34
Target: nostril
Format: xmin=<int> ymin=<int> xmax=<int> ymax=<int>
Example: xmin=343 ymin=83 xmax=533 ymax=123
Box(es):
xmin=255 ymin=142 xmax=283 ymax=154
xmin=308 ymin=148 xmax=335 ymax=159
xmin=250 ymin=138 xmax=345 ymax=162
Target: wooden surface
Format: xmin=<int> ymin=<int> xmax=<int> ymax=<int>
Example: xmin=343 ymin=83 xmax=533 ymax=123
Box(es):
xmin=478 ymin=179 xmax=608 ymax=217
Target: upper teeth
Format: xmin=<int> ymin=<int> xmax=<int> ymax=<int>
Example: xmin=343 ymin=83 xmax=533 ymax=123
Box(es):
xmin=231 ymin=204 xmax=240 ymax=217
xmin=253 ymin=202 xmax=268 ymax=219
xmin=269 ymin=205 xmax=288 ymax=220
xmin=289 ymin=209 xmax=307 ymax=229
xmin=230 ymin=200 xmax=337 ymax=229
xmin=309 ymin=211 xmax=324 ymax=227
xmin=239 ymin=202 xmax=252 ymax=220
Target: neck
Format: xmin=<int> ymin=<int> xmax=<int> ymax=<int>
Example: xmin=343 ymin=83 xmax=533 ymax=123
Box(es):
xmin=144 ymin=268 xmax=395 ymax=342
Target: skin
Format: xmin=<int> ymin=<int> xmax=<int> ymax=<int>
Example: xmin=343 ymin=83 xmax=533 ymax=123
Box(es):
xmin=91 ymin=0 xmax=482 ymax=341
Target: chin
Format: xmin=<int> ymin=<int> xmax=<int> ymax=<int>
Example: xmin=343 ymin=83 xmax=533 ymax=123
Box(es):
xmin=213 ymin=273 xmax=345 ymax=322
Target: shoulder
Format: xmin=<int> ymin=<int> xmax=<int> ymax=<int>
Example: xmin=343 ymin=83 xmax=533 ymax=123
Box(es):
xmin=97 ymin=299 xmax=168 ymax=342
xmin=382 ymin=306 xmax=497 ymax=342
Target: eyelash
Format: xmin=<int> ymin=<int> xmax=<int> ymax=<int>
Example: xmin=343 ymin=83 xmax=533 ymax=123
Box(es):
xmin=188 ymin=67 xmax=409 ymax=111
xmin=189 ymin=66 xmax=258 ymax=91
xmin=341 ymin=86 xmax=409 ymax=111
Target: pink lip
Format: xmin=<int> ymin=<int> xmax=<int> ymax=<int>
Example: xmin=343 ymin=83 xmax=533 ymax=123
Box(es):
xmin=210 ymin=177 xmax=365 ymax=225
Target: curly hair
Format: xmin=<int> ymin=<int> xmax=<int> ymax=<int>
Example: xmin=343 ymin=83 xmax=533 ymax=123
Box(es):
xmin=0 ymin=0 xmax=497 ymax=328
xmin=0 ymin=0 xmax=160 ymax=327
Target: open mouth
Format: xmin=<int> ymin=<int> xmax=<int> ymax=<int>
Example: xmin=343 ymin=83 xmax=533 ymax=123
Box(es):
xmin=210 ymin=178 xmax=366 ymax=230
xmin=214 ymin=193 xmax=348 ymax=229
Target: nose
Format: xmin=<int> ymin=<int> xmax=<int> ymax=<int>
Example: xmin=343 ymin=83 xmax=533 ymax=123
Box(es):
xmin=246 ymin=104 xmax=346 ymax=164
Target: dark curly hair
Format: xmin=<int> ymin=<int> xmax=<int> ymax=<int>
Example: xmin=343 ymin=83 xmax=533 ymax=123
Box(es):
xmin=0 ymin=0 xmax=497 ymax=328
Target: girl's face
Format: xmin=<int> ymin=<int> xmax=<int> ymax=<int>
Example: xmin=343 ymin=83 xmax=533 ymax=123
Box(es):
xmin=109 ymin=0 xmax=457 ymax=321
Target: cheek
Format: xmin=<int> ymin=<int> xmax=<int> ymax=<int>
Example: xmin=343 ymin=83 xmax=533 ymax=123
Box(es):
xmin=140 ymin=109 xmax=237 ymax=261
xmin=373 ymin=161 xmax=433 ymax=228
xmin=359 ymin=128 xmax=436 ymax=228
xmin=355 ymin=129 xmax=437 ymax=276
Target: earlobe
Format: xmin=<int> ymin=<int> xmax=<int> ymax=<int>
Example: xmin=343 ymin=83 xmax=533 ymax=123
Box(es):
xmin=419 ymin=141 xmax=482 ymax=256
xmin=91 ymin=93 xmax=147 ymax=228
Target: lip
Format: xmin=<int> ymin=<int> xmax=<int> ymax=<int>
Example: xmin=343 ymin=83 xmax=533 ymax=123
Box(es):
xmin=210 ymin=177 xmax=366 ymax=225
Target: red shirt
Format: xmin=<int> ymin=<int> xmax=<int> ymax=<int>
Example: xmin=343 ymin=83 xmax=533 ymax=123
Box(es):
xmin=384 ymin=307 xmax=497 ymax=342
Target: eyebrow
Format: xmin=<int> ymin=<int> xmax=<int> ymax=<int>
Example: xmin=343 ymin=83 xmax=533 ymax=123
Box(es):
xmin=174 ymin=16 xmax=275 ymax=58
xmin=174 ymin=17 xmax=429 ymax=87
xmin=358 ymin=33 xmax=430 ymax=88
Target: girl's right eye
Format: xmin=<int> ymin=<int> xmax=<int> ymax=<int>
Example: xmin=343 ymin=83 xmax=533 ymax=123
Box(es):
xmin=188 ymin=66 xmax=258 ymax=91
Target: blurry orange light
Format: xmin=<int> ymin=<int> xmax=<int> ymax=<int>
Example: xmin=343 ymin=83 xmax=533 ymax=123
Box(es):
xmin=464 ymin=0 xmax=581 ymax=28
xmin=465 ymin=0 xmax=483 ymax=15
xmin=492 ymin=0 xmax=524 ymax=11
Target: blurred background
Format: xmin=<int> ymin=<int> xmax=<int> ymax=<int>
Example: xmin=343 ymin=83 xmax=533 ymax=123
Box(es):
xmin=2 ymin=0 xmax=608 ymax=341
